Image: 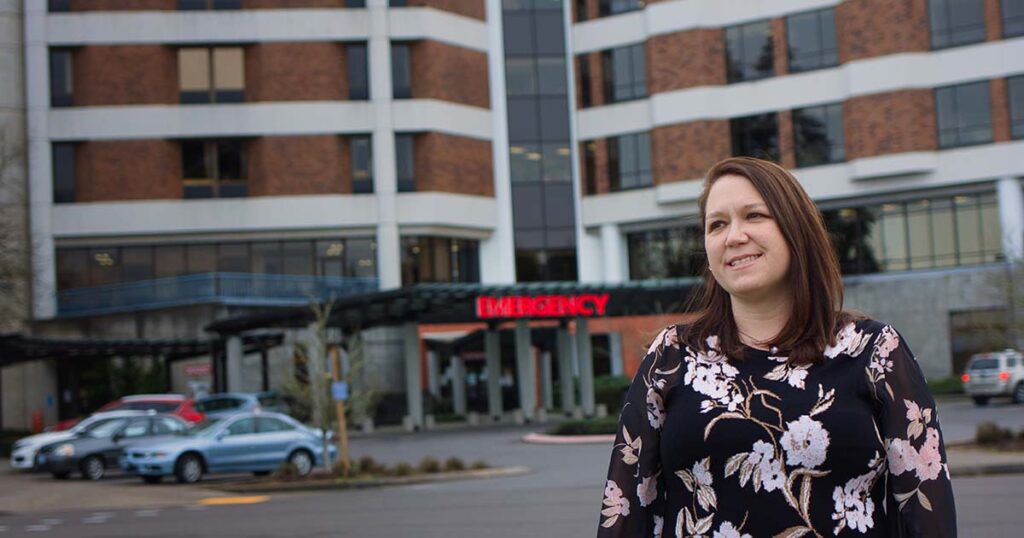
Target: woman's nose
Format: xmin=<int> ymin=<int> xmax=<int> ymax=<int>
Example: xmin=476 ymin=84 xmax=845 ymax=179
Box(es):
xmin=725 ymin=223 xmax=748 ymax=246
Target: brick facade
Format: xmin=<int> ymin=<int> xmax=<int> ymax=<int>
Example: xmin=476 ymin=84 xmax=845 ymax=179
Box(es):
xmin=414 ymin=133 xmax=494 ymax=196
xmin=647 ymin=28 xmax=726 ymax=94
xmin=771 ymin=17 xmax=789 ymax=77
xmin=843 ymin=89 xmax=937 ymax=160
xmin=777 ymin=110 xmax=796 ymax=169
xmin=67 ymin=0 xmax=175 ymax=10
xmin=650 ymin=121 xmax=730 ymax=186
xmin=985 ymin=0 xmax=1005 ymax=40
xmin=74 ymin=140 xmax=181 ymax=202
xmin=242 ymin=0 xmax=343 ymax=8
xmin=245 ymin=42 xmax=348 ymax=102
xmin=410 ymin=41 xmax=490 ymax=109
xmin=580 ymin=139 xmax=609 ymax=195
xmin=992 ymin=77 xmax=1011 ymax=142
xmin=248 ymin=135 xmax=349 ymax=196
xmin=836 ymin=0 xmax=930 ymax=63
xmin=73 ymin=46 xmax=177 ymax=106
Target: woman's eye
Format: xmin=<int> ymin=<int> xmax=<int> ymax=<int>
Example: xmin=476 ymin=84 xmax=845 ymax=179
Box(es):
xmin=707 ymin=221 xmax=724 ymax=231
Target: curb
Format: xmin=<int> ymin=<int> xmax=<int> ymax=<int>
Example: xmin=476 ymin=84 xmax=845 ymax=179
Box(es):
xmin=208 ymin=465 xmax=530 ymax=494
xmin=949 ymin=463 xmax=1024 ymax=477
xmin=522 ymin=432 xmax=615 ymax=444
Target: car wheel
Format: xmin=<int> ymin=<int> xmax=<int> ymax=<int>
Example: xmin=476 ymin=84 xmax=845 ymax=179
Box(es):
xmin=288 ymin=450 xmax=314 ymax=477
xmin=142 ymin=475 xmax=162 ymax=484
xmin=175 ymin=454 xmax=203 ymax=484
xmin=52 ymin=471 xmax=71 ymax=480
xmin=252 ymin=470 xmax=271 ymax=477
xmin=81 ymin=456 xmax=105 ymax=481
xmin=972 ymin=396 xmax=990 ymax=406
xmin=1013 ymin=383 xmax=1024 ymax=404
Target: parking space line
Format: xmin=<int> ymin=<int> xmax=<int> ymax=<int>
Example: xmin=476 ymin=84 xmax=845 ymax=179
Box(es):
xmin=197 ymin=496 xmax=269 ymax=506
xmin=25 ymin=525 xmax=50 ymax=532
xmin=135 ymin=509 xmax=161 ymax=517
xmin=40 ymin=519 xmax=62 ymax=526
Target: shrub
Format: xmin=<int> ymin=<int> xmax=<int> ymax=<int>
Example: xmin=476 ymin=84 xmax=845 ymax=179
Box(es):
xmin=392 ymin=462 xmax=414 ymax=476
xmin=275 ymin=462 xmax=300 ymax=481
xmin=470 ymin=460 xmax=488 ymax=470
xmin=443 ymin=457 xmax=466 ymax=472
xmin=434 ymin=413 xmax=466 ymax=424
xmin=418 ymin=457 xmax=441 ymax=474
xmin=593 ymin=375 xmax=631 ymax=416
xmin=357 ymin=455 xmax=386 ymax=475
xmin=548 ymin=417 xmax=618 ymax=436
xmin=927 ymin=376 xmax=963 ymax=395
xmin=976 ymin=421 xmax=1013 ymax=445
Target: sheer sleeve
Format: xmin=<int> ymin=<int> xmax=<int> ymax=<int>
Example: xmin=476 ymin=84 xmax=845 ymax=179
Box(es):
xmin=868 ymin=325 xmax=957 ymax=537
xmin=598 ymin=326 xmax=677 ymax=537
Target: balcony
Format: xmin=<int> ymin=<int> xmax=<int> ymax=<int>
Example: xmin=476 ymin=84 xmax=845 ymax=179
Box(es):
xmin=57 ymin=272 xmax=379 ymax=317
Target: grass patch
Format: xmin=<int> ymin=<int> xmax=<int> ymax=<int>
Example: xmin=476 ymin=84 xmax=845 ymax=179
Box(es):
xmin=547 ymin=417 xmax=618 ymax=436
xmin=928 ymin=376 xmax=963 ymax=395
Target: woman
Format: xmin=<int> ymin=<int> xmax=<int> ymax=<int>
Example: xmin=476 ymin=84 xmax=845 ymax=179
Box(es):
xmin=598 ymin=157 xmax=956 ymax=537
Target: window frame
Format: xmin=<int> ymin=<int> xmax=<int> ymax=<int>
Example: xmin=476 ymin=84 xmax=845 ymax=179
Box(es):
xmin=181 ymin=139 xmax=248 ymax=199
xmin=725 ymin=19 xmax=775 ymax=84
xmin=730 ymin=113 xmax=781 ymax=162
xmin=785 ymin=7 xmax=839 ymax=74
xmin=934 ymin=80 xmax=993 ymax=149
xmin=178 ymin=46 xmax=245 ymax=104
xmin=1009 ymin=75 xmax=1024 ymax=140
xmin=391 ymin=42 xmax=412 ymax=99
xmin=928 ymin=0 xmax=987 ymax=50
xmin=49 ymin=48 xmax=74 ymax=108
xmin=346 ymin=43 xmax=370 ymax=101
xmin=350 ymin=135 xmax=374 ymax=194
xmin=792 ymin=103 xmax=845 ymax=167
xmin=52 ymin=142 xmax=76 ymax=204
xmin=395 ymin=134 xmax=416 ymax=193
xmin=607 ymin=132 xmax=652 ymax=192
xmin=600 ymin=43 xmax=647 ymax=104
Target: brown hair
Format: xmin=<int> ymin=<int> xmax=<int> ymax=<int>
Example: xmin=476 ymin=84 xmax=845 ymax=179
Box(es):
xmin=681 ymin=157 xmax=855 ymax=365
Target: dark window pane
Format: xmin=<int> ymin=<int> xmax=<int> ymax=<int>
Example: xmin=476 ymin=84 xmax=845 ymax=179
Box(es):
xmin=153 ymin=246 xmax=186 ymax=278
xmin=541 ymin=143 xmax=571 ymax=182
xmin=282 ymin=241 xmax=313 ymax=275
xmin=178 ymin=0 xmax=208 ymax=8
xmin=1010 ymin=76 xmax=1024 ymax=139
xmin=726 ymin=20 xmax=774 ymax=83
xmin=121 ymin=247 xmax=153 ymax=282
xmin=346 ymin=44 xmax=369 ymax=100
xmin=935 ymin=81 xmax=992 ymax=148
xmin=350 ymin=135 xmax=373 ymax=193
xmin=49 ymin=49 xmax=73 ymax=107
xmin=512 ymin=183 xmax=545 ymax=226
xmin=608 ymin=132 xmax=651 ymax=191
xmin=391 ymin=43 xmax=411 ymax=99
xmin=186 ymin=244 xmax=216 ymax=274
xmin=48 ymin=0 xmax=70 ymax=11
xmin=345 ymin=0 xmax=366 ymax=6
xmin=218 ymin=243 xmax=248 ymax=272
xmin=251 ymin=242 xmax=282 ymax=274
xmin=533 ymin=11 xmax=565 ymax=55
xmin=538 ymin=97 xmax=570 ymax=140
xmin=395 ymin=134 xmax=415 ymax=192
xmin=389 ymin=0 xmax=407 ymax=6
xmin=627 ymin=225 xmax=705 ymax=280
xmin=56 ymin=248 xmax=88 ymax=290
xmin=507 ymin=97 xmax=540 ymax=141
xmin=345 ymin=238 xmax=376 ymax=278
xmin=598 ymin=0 xmax=642 ymax=16
xmin=217 ymin=140 xmax=245 ymax=180
xmin=1005 ymin=0 xmax=1024 ymax=37
xmin=536 ymin=57 xmax=567 ymax=96
xmin=731 ymin=113 xmax=780 ymax=161
xmin=213 ymin=0 xmax=242 ymax=8
xmin=316 ymin=240 xmax=345 ymax=277
xmin=577 ymin=56 xmax=592 ymax=107
xmin=506 ymin=57 xmax=538 ymax=96
xmin=182 ymin=140 xmax=208 ymax=179
xmin=183 ymin=184 xmax=214 ymax=199
xmin=603 ymin=44 xmax=646 ymax=102
xmin=543 ymin=183 xmax=574 ymax=227
xmin=52 ymin=143 xmax=75 ymax=203
xmin=929 ymin=0 xmax=986 ymax=49
xmin=503 ymin=13 xmax=535 ymax=55
xmin=787 ymin=8 xmax=838 ymax=73
xmin=88 ymin=248 xmax=119 ymax=286
xmin=218 ymin=183 xmax=247 ymax=198
xmin=510 ymin=143 xmax=543 ymax=183
xmin=794 ymin=103 xmax=844 ymax=167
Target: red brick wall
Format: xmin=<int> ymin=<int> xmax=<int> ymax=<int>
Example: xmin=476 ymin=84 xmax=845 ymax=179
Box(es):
xmin=414 ymin=133 xmax=494 ymax=196
xmin=68 ymin=0 xmax=175 ymax=10
xmin=410 ymin=41 xmax=490 ymax=108
xmin=992 ymin=78 xmax=1011 ymax=142
xmin=771 ymin=17 xmax=789 ymax=76
xmin=248 ymin=136 xmax=349 ymax=196
xmin=242 ymin=0 xmax=343 ymax=7
xmin=844 ymin=89 xmax=937 ymax=159
xmin=74 ymin=140 xmax=181 ymax=202
xmin=650 ymin=121 xmax=730 ymax=185
xmin=579 ymin=138 xmax=610 ymax=194
xmin=777 ymin=110 xmax=796 ymax=169
xmin=985 ymin=0 xmax=1004 ymax=40
xmin=575 ymin=52 xmax=606 ymax=108
xmin=406 ymin=0 xmax=485 ymax=20
xmin=836 ymin=0 xmax=930 ymax=63
xmin=245 ymin=42 xmax=348 ymax=102
xmin=73 ymin=46 xmax=177 ymax=106
xmin=647 ymin=28 xmax=726 ymax=93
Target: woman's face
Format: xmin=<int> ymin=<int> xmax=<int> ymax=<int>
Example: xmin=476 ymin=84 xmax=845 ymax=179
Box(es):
xmin=704 ymin=174 xmax=792 ymax=304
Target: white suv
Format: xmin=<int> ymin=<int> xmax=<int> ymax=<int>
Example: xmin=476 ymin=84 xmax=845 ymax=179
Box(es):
xmin=962 ymin=349 xmax=1024 ymax=406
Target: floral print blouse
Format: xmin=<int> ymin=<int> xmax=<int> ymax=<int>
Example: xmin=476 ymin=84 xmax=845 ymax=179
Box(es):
xmin=599 ymin=319 xmax=956 ymax=537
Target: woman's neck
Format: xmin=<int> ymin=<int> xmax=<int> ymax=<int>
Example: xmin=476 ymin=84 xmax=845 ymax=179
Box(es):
xmin=730 ymin=295 xmax=793 ymax=348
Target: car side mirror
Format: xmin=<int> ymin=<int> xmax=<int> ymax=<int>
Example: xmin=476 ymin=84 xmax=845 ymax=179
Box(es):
xmin=112 ymin=433 xmax=124 ymax=443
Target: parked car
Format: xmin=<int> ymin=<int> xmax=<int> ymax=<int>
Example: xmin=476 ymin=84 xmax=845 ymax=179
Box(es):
xmin=962 ymin=349 xmax=1024 ymax=405
xmin=194 ymin=392 xmax=288 ymax=418
xmin=37 ymin=414 xmax=190 ymax=480
xmin=48 ymin=394 xmax=204 ymax=432
xmin=123 ymin=411 xmax=334 ymax=484
xmin=9 ymin=411 xmax=146 ymax=471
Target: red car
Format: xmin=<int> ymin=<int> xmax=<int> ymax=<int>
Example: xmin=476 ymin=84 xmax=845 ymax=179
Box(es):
xmin=48 ymin=394 xmax=204 ymax=432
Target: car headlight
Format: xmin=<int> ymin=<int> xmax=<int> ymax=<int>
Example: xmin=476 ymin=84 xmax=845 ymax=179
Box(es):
xmin=54 ymin=443 xmax=75 ymax=457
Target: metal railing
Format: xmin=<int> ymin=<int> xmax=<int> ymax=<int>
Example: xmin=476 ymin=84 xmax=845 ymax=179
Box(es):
xmin=57 ymin=273 xmax=379 ymax=316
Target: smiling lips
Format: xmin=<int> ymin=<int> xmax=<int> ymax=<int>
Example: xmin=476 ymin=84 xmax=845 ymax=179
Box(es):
xmin=726 ymin=254 xmax=762 ymax=268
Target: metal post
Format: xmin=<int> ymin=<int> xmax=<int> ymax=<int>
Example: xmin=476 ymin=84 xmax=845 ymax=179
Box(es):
xmin=225 ymin=336 xmax=243 ymax=393
xmin=514 ymin=319 xmax=535 ymax=421
xmin=540 ymin=350 xmax=554 ymax=410
xmin=451 ymin=354 xmax=467 ymax=415
xmin=426 ymin=350 xmax=441 ymax=398
xmin=402 ymin=323 xmax=423 ymax=430
xmin=575 ymin=317 xmax=596 ymax=416
xmin=484 ymin=324 xmax=503 ymax=420
xmin=557 ymin=321 xmax=576 ymax=415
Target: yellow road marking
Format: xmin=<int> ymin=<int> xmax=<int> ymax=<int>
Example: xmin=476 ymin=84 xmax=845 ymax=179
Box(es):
xmin=198 ymin=496 xmax=270 ymax=506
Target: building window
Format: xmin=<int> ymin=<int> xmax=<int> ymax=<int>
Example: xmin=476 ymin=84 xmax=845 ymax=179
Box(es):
xmin=391 ymin=43 xmax=412 ymax=99
xmin=1005 ymin=0 xmax=1024 ymax=38
xmin=178 ymin=47 xmax=244 ymax=104
xmin=935 ymin=81 xmax=992 ymax=148
xmin=627 ymin=225 xmax=705 ymax=280
xmin=48 ymin=0 xmax=70 ymax=11
xmin=928 ymin=0 xmax=986 ymax=49
xmin=346 ymin=44 xmax=369 ymax=100
xmin=793 ymin=103 xmax=844 ymax=167
xmin=725 ymin=20 xmax=774 ymax=83
xmin=598 ymin=0 xmax=643 ymax=17
xmin=601 ymin=44 xmax=646 ymax=103
xmin=1010 ymin=76 xmax=1024 ymax=139
xmin=178 ymin=0 xmax=242 ymax=9
xmin=181 ymin=139 xmax=247 ymax=198
xmin=607 ymin=132 xmax=651 ymax=191
xmin=49 ymin=49 xmax=73 ymax=107
xmin=577 ymin=56 xmax=593 ymax=107
xmin=345 ymin=0 xmax=366 ymax=6
xmin=401 ymin=236 xmax=480 ymax=285
xmin=822 ymin=192 xmax=1001 ymax=274
xmin=583 ymin=141 xmax=597 ymax=194
xmin=350 ymin=135 xmax=373 ymax=194
xmin=731 ymin=113 xmax=780 ymax=162
xmin=52 ymin=143 xmax=75 ymax=204
xmin=575 ymin=0 xmax=588 ymax=22
xmin=395 ymin=134 xmax=415 ymax=192
xmin=786 ymin=8 xmax=838 ymax=73
xmin=389 ymin=0 xmax=407 ymax=6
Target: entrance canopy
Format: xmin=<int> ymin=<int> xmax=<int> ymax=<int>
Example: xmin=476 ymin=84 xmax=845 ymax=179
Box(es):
xmin=205 ymin=279 xmax=698 ymax=335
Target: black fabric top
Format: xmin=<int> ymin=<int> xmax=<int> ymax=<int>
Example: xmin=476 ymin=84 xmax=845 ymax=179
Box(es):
xmin=598 ymin=319 xmax=956 ymax=537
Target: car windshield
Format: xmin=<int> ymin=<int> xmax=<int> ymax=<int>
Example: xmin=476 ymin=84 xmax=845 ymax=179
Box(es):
xmin=187 ymin=418 xmax=224 ymax=437
xmin=969 ymin=358 xmax=999 ymax=370
xmin=84 ymin=418 xmax=130 ymax=438
xmin=118 ymin=402 xmax=179 ymax=412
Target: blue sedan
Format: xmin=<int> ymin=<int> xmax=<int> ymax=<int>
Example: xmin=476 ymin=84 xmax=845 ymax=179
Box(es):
xmin=122 ymin=411 xmax=334 ymax=484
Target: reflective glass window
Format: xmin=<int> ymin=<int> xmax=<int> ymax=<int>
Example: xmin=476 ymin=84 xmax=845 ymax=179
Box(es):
xmin=52 ymin=143 xmax=76 ymax=203
xmin=226 ymin=418 xmax=256 ymax=436
xmin=935 ymin=81 xmax=992 ymax=148
xmin=182 ymin=140 xmax=248 ymax=199
xmin=608 ymin=132 xmax=652 ymax=191
xmin=726 ymin=20 xmax=774 ymax=83
xmin=793 ymin=103 xmax=844 ymax=167
xmin=250 ymin=242 xmax=282 ymax=274
xmin=598 ymin=0 xmax=642 ymax=17
xmin=346 ymin=44 xmax=369 ymax=100
xmin=601 ymin=44 xmax=646 ymax=103
xmin=121 ymin=247 xmax=154 ymax=282
xmin=282 ymin=241 xmax=313 ymax=276
xmin=49 ymin=49 xmax=73 ymax=107
xmin=56 ymin=249 xmax=89 ymax=290
xmin=1010 ymin=76 xmax=1024 ymax=140
xmin=346 ymin=238 xmax=376 ymax=278
xmin=929 ymin=0 xmax=986 ymax=49
xmin=731 ymin=113 xmax=780 ymax=162
xmin=217 ymin=243 xmax=248 ymax=273
xmin=350 ymin=135 xmax=373 ymax=194
xmin=786 ymin=8 xmax=838 ymax=73
xmin=391 ymin=43 xmax=412 ymax=99
xmin=395 ymin=134 xmax=416 ymax=192
xmin=1005 ymin=0 xmax=1024 ymax=37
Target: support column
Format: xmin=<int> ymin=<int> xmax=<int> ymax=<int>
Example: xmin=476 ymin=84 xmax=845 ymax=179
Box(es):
xmin=484 ymin=325 xmax=503 ymax=420
xmin=369 ymin=0 xmax=401 ymax=289
xmin=402 ymin=323 xmax=423 ymax=430
xmin=225 ymin=336 xmax=243 ymax=393
xmin=426 ymin=350 xmax=441 ymax=398
xmin=540 ymin=350 xmax=554 ymax=411
xmin=575 ymin=318 xmax=596 ymax=416
xmin=608 ymin=332 xmax=624 ymax=377
xmin=997 ymin=177 xmax=1024 ymax=263
xmin=557 ymin=323 xmax=576 ymax=414
xmin=514 ymin=319 xmax=535 ymax=420
xmin=451 ymin=354 xmax=467 ymax=415
xmin=600 ymin=222 xmax=626 ymax=283
xmin=260 ymin=346 xmax=270 ymax=392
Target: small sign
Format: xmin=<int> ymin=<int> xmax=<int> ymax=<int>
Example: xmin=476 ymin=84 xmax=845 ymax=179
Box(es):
xmin=331 ymin=381 xmax=349 ymax=401
xmin=185 ymin=363 xmax=212 ymax=377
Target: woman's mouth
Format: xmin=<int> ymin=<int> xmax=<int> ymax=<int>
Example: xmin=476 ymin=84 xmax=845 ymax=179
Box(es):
xmin=727 ymin=254 xmax=762 ymax=268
